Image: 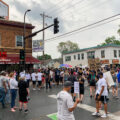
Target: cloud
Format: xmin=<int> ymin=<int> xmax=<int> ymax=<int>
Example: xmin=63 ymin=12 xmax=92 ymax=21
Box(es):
xmin=3 ymin=0 xmax=120 ymax=59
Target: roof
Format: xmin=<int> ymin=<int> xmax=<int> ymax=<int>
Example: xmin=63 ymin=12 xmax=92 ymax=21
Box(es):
xmin=63 ymin=44 xmax=120 ymax=55
xmin=0 ymin=19 xmax=35 ymax=29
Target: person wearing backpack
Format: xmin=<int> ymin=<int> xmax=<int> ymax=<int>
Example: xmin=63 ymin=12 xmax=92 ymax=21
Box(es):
xmin=89 ymin=71 xmax=96 ymax=98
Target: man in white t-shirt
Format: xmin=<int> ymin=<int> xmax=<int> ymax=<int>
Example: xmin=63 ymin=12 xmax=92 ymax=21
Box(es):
xmin=57 ymin=81 xmax=80 ymax=120
xmin=37 ymin=70 xmax=42 ymax=90
xmin=31 ymin=71 xmax=37 ymax=90
xmin=92 ymin=72 xmax=108 ymax=118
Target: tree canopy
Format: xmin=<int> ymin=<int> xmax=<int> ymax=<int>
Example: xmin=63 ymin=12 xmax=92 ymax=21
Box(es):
xmin=57 ymin=41 xmax=79 ymax=55
xmin=37 ymin=54 xmax=52 ymax=60
xmin=98 ymin=25 xmax=120 ymax=46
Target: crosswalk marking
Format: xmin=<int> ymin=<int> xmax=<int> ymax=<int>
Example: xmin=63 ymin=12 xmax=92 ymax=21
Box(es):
xmin=48 ymin=94 xmax=120 ymax=120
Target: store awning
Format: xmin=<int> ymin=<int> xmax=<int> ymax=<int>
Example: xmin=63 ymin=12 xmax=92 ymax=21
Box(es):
xmin=0 ymin=54 xmax=41 ymax=64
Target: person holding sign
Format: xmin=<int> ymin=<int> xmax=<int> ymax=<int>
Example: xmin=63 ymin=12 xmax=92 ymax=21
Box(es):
xmin=57 ymin=81 xmax=80 ymax=120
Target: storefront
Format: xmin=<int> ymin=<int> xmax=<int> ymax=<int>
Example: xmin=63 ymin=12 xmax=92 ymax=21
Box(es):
xmin=0 ymin=52 xmax=40 ymax=71
xmin=0 ymin=19 xmax=40 ymax=71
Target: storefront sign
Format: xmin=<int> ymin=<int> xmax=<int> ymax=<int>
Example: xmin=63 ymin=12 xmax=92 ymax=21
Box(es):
xmin=101 ymin=60 xmax=109 ymax=64
xmin=112 ymin=59 xmax=119 ymax=64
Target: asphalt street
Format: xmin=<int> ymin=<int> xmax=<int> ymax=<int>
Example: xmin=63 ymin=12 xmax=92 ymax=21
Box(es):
xmin=1 ymin=85 xmax=120 ymax=120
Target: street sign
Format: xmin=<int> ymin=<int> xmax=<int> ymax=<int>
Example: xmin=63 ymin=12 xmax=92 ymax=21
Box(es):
xmin=32 ymin=40 xmax=44 ymax=52
xmin=74 ymin=82 xmax=79 ymax=94
xmin=0 ymin=1 xmax=9 ymax=20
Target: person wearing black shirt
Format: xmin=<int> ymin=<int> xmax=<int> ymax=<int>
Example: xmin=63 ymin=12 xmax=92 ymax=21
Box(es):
xmin=78 ymin=75 xmax=85 ymax=103
xmin=18 ymin=77 xmax=29 ymax=113
xmin=68 ymin=70 xmax=77 ymax=101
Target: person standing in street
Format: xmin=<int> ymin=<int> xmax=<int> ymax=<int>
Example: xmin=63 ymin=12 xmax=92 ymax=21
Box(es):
xmin=112 ymin=71 xmax=118 ymax=98
xmin=89 ymin=71 xmax=96 ymax=98
xmin=68 ymin=70 xmax=77 ymax=101
xmin=18 ymin=77 xmax=29 ymax=113
xmin=37 ymin=70 xmax=42 ymax=90
xmin=9 ymin=72 xmax=18 ymax=112
xmin=92 ymin=72 xmax=108 ymax=118
xmin=78 ymin=75 xmax=85 ymax=103
xmin=31 ymin=71 xmax=37 ymax=90
xmin=57 ymin=81 xmax=80 ymax=120
xmin=25 ymin=71 xmax=31 ymax=88
xmin=0 ymin=71 xmax=7 ymax=108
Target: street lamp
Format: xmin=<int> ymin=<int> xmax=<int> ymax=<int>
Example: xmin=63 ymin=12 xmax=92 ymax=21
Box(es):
xmin=23 ymin=9 xmax=31 ymax=71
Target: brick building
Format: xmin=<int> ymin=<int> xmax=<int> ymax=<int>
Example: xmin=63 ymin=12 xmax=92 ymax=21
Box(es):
xmin=0 ymin=19 xmax=40 ymax=71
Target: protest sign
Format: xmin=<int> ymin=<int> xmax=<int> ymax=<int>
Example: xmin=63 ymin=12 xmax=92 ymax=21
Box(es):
xmin=104 ymin=71 xmax=114 ymax=87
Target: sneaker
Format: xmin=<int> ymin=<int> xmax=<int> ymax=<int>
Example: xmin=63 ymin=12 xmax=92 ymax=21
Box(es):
xmin=101 ymin=114 xmax=107 ymax=118
xmin=24 ymin=109 xmax=28 ymax=114
xmin=92 ymin=112 xmax=101 ymax=116
xmin=33 ymin=88 xmax=36 ymax=91
xmin=11 ymin=108 xmax=16 ymax=112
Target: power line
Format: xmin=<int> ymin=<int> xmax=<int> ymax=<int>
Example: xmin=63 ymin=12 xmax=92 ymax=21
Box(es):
xmin=45 ymin=17 xmax=120 ymax=43
xmin=45 ymin=13 xmax=120 ymax=42
xmin=48 ymin=0 xmax=85 ymax=15
xmin=60 ymin=0 xmax=110 ymax=20
xmin=46 ymin=0 xmax=65 ymax=13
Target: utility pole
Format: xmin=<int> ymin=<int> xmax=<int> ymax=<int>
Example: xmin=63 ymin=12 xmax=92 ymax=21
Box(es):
xmin=40 ymin=12 xmax=52 ymax=56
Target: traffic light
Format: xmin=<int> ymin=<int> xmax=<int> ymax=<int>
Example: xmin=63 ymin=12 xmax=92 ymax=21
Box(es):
xmin=19 ymin=61 xmax=25 ymax=65
xmin=20 ymin=49 xmax=25 ymax=60
xmin=54 ymin=18 xmax=59 ymax=34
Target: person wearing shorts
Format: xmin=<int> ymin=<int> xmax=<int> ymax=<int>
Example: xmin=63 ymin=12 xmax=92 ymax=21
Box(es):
xmin=92 ymin=72 xmax=108 ymax=118
xmin=89 ymin=71 xmax=96 ymax=98
xmin=112 ymin=71 xmax=118 ymax=98
xmin=18 ymin=77 xmax=29 ymax=113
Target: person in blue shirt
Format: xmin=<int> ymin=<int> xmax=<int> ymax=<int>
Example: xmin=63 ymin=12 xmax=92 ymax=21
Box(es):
xmin=117 ymin=70 xmax=120 ymax=86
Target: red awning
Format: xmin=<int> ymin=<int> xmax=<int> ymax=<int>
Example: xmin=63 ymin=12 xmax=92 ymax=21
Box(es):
xmin=0 ymin=54 xmax=41 ymax=64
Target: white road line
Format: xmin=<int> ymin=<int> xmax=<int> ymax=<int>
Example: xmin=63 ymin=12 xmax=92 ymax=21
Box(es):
xmin=48 ymin=94 xmax=120 ymax=120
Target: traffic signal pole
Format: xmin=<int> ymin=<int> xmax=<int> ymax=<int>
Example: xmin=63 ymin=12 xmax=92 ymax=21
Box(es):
xmin=40 ymin=12 xmax=52 ymax=56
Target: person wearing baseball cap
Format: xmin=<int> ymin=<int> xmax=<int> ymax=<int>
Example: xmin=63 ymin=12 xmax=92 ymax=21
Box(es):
xmin=57 ymin=81 xmax=80 ymax=120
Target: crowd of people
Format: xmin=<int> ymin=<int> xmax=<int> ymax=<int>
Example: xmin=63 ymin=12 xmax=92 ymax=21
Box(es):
xmin=0 ymin=67 xmax=120 ymax=119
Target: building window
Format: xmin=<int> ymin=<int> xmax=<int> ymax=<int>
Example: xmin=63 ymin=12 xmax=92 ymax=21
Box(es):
xmin=16 ymin=35 xmax=23 ymax=47
xmin=65 ymin=56 xmax=71 ymax=61
xmin=114 ymin=50 xmax=117 ymax=58
xmin=101 ymin=50 xmax=105 ymax=58
xmin=119 ymin=50 xmax=120 ymax=57
xmin=74 ymin=55 xmax=76 ymax=60
xmin=87 ymin=51 xmax=95 ymax=59
xmin=78 ymin=54 xmax=80 ymax=60
xmin=81 ymin=53 xmax=84 ymax=60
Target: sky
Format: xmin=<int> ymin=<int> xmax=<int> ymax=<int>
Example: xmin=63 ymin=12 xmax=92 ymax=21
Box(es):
xmin=2 ymin=0 xmax=120 ymax=58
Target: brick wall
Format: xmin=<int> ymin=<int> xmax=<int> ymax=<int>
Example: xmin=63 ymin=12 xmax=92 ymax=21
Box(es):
xmin=0 ymin=24 xmax=33 ymax=55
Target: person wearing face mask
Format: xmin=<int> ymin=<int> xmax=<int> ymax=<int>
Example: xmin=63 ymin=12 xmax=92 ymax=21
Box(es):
xmin=57 ymin=81 xmax=80 ymax=120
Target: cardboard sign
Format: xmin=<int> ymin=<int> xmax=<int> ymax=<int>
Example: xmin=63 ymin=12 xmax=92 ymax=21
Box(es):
xmin=104 ymin=71 xmax=114 ymax=87
xmin=74 ymin=82 xmax=79 ymax=94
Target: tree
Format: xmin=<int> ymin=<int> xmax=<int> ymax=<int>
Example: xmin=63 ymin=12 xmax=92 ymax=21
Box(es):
xmin=37 ymin=54 xmax=52 ymax=60
xmin=57 ymin=41 xmax=79 ymax=55
xmin=98 ymin=36 xmax=120 ymax=46
xmin=117 ymin=25 xmax=120 ymax=35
